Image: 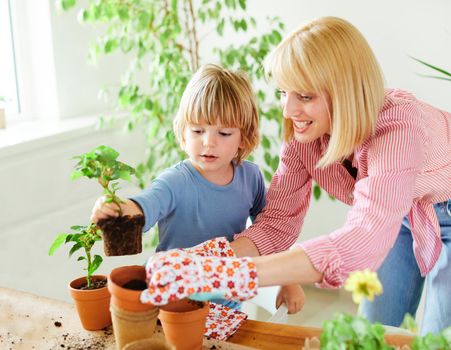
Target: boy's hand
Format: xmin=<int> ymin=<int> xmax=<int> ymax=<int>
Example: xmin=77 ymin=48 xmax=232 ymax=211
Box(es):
xmin=140 ymin=249 xmax=258 ymax=306
xmin=90 ymin=196 xmax=142 ymax=223
xmin=276 ymin=284 xmax=305 ymax=314
xmin=185 ymin=237 xmax=236 ymax=257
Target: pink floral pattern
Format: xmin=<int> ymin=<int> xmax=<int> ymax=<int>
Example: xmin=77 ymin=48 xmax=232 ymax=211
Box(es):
xmin=140 ymin=249 xmax=258 ymax=306
xmin=186 ymin=237 xmax=236 ymax=257
xmin=204 ymin=302 xmax=248 ymax=341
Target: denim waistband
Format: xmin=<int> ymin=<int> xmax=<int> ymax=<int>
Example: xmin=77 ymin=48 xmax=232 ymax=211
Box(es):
xmin=437 ymin=199 xmax=451 ymax=216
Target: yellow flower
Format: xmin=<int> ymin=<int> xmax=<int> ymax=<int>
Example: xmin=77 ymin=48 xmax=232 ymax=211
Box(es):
xmin=344 ymin=269 xmax=383 ymax=304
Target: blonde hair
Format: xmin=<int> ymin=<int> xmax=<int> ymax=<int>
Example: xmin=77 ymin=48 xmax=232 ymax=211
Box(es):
xmin=174 ymin=64 xmax=259 ymax=164
xmin=266 ymin=16 xmax=385 ymax=168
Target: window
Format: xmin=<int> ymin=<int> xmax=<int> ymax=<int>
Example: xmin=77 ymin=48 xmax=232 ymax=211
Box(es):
xmin=0 ymin=0 xmax=20 ymax=115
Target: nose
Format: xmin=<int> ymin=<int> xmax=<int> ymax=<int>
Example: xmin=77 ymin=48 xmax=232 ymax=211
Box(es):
xmin=283 ymin=92 xmax=302 ymax=119
xmin=202 ymin=131 xmax=216 ymax=147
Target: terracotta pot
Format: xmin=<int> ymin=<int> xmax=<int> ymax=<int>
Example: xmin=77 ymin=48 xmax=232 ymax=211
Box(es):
xmin=98 ymin=215 xmax=144 ymax=256
xmin=108 ymin=265 xmax=155 ymax=312
xmin=68 ymin=275 xmax=112 ymax=331
xmin=123 ymin=337 xmax=175 ymax=350
xmin=158 ymin=299 xmax=209 ymax=350
xmin=108 ymin=265 xmax=158 ymax=349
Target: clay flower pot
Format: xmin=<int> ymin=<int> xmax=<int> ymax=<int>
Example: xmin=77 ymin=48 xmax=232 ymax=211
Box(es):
xmin=158 ymin=299 xmax=209 ymax=350
xmin=108 ymin=265 xmax=159 ymax=349
xmin=98 ymin=214 xmax=144 ymax=256
xmin=68 ymin=275 xmax=112 ymax=331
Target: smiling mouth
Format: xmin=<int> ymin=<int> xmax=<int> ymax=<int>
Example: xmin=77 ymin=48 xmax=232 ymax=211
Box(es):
xmin=201 ymin=154 xmax=218 ymax=159
xmin=293 ymin=121 xmax=313 ymax=128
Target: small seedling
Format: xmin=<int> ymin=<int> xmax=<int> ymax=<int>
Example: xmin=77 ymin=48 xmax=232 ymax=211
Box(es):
xmin=49 ymin=223 xmax=103 ymax=288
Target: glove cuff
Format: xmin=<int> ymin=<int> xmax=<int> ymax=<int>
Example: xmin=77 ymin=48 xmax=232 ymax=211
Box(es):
xmin=187 ymin=237 xmax=236 ymax=258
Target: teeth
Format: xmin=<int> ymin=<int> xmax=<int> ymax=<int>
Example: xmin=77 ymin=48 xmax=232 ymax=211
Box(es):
xmin=294 ymin=121 xmax=312 ymax=128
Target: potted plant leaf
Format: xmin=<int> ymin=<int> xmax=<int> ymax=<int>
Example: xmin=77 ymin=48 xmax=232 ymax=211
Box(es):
xmin=49 ymin=223 xmax=111 ymax=330
xmin=71 ymin=145 xmax=144 ymax=256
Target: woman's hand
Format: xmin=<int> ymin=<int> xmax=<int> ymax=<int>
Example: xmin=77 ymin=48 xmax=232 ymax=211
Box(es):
xmin=276 ymin=284 xmax=305 ymax=314
xmin=140 ymin=249 xmax=258 ymax=306
xmin=90 ymin=197 xmax=142 ymax=223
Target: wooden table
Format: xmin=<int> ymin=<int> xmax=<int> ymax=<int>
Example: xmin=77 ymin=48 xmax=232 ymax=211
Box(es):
xmin=0 ymin=287 xmax=413 ymax=349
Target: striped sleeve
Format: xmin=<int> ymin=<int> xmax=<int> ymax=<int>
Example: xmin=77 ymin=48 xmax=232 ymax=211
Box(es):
xmin=234 ymin=141 xmax=312 ymax=255
xmin=301 ymin=113 xmax=426 ymax=288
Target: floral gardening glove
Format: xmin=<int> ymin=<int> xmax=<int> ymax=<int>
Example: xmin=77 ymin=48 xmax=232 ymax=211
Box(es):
xmin=140 ymin=249 xmax=258 ymax=306
xmin=185 ymin=237 xmax=236 ymax=257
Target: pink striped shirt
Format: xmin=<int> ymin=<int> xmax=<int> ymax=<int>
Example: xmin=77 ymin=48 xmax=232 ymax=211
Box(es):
xmin=235 ymin=89 xmax=451 ymax=288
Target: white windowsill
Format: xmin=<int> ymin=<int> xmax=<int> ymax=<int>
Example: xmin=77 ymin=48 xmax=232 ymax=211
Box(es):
xmin=0 ymin=116 xmax=101 ymax=158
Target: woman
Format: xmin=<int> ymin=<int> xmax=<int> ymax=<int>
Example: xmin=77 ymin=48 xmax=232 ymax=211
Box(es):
xmin=142 ymin=17 xmax=451 ymax=335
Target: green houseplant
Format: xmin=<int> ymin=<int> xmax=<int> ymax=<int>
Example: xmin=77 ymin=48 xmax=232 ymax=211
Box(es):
xmin=71 ymin=144 xmax=144 ymax=256
xmin=49 ymin=223 xmax=103 ymax=289
xmin=57 ymin=0 xmax=285 ymax=189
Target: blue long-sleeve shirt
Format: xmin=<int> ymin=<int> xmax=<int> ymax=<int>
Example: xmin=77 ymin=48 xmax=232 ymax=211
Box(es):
xmin=131 ymin=159 xmax=266 ymax=252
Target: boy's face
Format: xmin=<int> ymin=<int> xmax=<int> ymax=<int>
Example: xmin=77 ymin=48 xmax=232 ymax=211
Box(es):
xmin=183 ymin=122 xmax=243 ymax=184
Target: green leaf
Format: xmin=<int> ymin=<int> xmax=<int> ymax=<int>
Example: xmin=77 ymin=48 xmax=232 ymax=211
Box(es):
xmin=61 ymin=0 xmax=76 ymax=11
xmin=118 ymin=170 xmax=132 ymax=182
xmin=48 ymin=234 xmax=69 ymax=255
xmin=271 ymin=155 xmax=279 ymax=172
xmin=410 ymin=56 xmax=451 ymax=77
xmin=104 ymin=39 xmax=117 ymax=54
xmin=261 ymin=135 xmax=270 ymax=149
xmin=313 ymin=183 xmax=321 ymax=200
xmin=90 ymin=255 xmax=103 ymax=274
xmin=68 ymin=242 xmax=83 ymax=257
xmin=263 ymin=170 xmax=272 ymax=183
xmin=70 ymin=170 xmax=84 ymax=180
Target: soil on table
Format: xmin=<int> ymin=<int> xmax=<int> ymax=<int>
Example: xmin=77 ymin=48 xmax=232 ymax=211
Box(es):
xmin=97 ymin=214 xmax=144 ymax=256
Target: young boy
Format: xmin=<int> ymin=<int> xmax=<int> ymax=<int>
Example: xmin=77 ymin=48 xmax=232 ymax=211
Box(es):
xmin=91 ymin=64 xmax=266 ymax=308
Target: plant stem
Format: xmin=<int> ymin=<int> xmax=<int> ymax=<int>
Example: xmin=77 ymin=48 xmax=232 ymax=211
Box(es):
xmin=85 ymin=246 xmax=92 ymax=288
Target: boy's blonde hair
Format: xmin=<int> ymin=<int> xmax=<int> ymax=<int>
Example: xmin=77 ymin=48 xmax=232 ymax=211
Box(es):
xmin=266 ymin=16 xmax=385 ymax=168
xmin=174 ymin=64 xmax=259 ymax=164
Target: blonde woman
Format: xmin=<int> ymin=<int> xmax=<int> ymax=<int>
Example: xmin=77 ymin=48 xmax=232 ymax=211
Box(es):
xmin=142 ymin=17 xmax=451 ymax=335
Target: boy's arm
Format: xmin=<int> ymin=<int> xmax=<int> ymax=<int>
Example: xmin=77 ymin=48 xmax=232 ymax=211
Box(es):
xmin=276 ymin=284 xmax=305 ymax=314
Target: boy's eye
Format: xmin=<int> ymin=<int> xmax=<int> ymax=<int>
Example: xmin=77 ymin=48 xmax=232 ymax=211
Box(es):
xmin=219 ymin=131 xmax=232 ymax=136
xmin=191 ymin=128 xmax=203 ymax=134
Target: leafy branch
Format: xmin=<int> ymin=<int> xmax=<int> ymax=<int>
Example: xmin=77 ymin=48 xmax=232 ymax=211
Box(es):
xmin=57 ymin=0 xmax=285 ymax=188
xmin=71 ymin=145 xmax=135 ymax=215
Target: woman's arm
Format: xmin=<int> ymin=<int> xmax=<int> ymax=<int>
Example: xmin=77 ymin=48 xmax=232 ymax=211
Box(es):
xmin=234 ymin=141 xmax=313 ymax=256
xmin=230 ymin=237 xmax=260 ymax=257
xmin=254 ymin=247 xmax=323 ymax=286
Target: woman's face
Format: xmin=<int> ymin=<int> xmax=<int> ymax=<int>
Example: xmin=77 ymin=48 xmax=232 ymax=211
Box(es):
xmin=279 ymin=89 xmax=331 ymax=143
